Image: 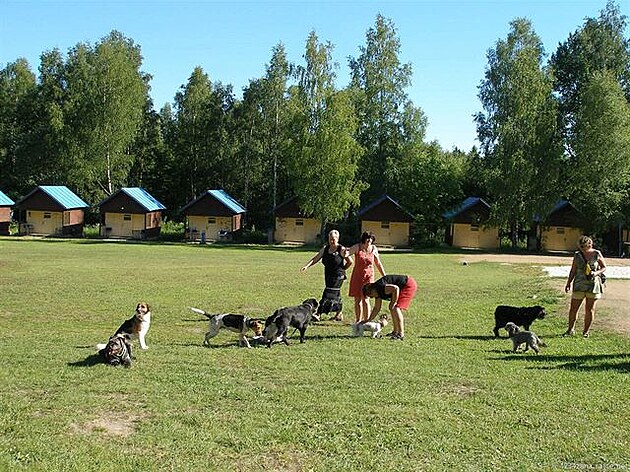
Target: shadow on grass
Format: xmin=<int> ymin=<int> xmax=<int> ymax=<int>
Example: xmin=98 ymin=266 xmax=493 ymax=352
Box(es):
xmin=496 ymin=352 xmax=630 ymax=373
xmin=420 ymin=334 xmax=497 ymax=341
xmin=68 ymin=353 xmax=104 ymax=367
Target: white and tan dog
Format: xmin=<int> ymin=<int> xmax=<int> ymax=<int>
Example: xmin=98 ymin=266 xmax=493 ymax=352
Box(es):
xmin=352 ymin=314 xmax=388 ymax=338
xmin=97 ymin=302 xmax=152 ymax=351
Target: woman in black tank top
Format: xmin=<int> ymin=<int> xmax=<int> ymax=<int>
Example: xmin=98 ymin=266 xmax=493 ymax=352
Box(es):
xmin=301 ymin=230 xmax=353 ymax=321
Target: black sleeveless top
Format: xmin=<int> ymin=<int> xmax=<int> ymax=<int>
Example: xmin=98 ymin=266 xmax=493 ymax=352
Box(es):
xmin=321 ymin=244 xmax=347 ymax=287
xmin=372 ymin=275 xmax=408 ymax=300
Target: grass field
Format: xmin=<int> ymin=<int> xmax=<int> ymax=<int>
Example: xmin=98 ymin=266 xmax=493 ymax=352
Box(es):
xmin=0 ymin=238 xmax=628 ymax=472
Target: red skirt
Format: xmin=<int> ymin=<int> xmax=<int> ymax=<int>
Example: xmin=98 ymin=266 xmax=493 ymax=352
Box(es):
xmin=396 ymin=277 xmax=417 ymax=310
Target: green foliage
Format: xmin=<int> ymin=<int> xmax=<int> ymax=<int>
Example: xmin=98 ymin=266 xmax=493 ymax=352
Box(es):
xmin=64 ymin=31 xmax=150 ymax=200
xmin=475 ymin=18 xmax=563 ymax=246
xmin=288 ymin=32 xmax=365 ymax=234
xmin=551 ymin=0 xmax=630 ymax=146
xmin=0 ymin=240 xmax=629 ymax=471
xmin=349 ymin=14 xmax=424 ymax=202
xmin=0 ymin=58 xmax=38 ymax=194
xmin=171 ymin=67 xmax=235 ymax=207
xmin=159 ymin=220 xmax=186 ymax=241
xmin=569 ymin=71 xmax=630 ymax=230
xmin=397 ymin=142 xmax=465 ymax=242
xmin=1 ymin=6 xmax=629 ymax=247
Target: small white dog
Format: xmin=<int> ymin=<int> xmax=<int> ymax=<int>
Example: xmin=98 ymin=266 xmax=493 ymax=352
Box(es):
xmin=351 ymin=314 xmax=388 ymax=338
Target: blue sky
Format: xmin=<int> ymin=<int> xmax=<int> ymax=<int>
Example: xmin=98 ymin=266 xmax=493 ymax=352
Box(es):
xmin=1 ymin=0 xmax=623 ymax=151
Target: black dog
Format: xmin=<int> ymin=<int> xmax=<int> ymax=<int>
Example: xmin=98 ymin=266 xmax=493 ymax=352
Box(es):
xmin=98 ymin=333 xmax=133 ymax=367
xmin=493 ymin=305 xmax=546 ymax=337
xmin=263 ymin=298 xmax=319 ymax=347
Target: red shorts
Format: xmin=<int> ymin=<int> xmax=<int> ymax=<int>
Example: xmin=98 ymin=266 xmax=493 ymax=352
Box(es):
xmin=396 ymin=276 xmax=417 ymax=310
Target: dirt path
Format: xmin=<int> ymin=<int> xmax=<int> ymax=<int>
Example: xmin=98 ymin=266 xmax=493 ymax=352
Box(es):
xmin=451 ymin=253 xmax=630 ymax=336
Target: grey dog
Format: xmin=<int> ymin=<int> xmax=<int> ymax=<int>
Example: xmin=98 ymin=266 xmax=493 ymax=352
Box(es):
xmin=504 ymin=322 xmax=547 ymax=354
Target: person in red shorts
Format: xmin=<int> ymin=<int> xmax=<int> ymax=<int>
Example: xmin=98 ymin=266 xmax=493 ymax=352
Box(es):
xmin=362 ymin=275 xmax=417 ymax=341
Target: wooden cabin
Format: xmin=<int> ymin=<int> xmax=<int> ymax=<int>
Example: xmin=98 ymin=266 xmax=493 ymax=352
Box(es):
xmin=443 ymin=197 xmax=499 ymax=249
xmin=181 ymin=189 xmax=246 ymax=242
xmin=274 ymin=196 xmax=321 ymax=244
xmin=0 ymin=190 xmax=15 ymax=236
xmin=15 ymin=185 xmax=88 ymax=237
xmin=98 ymin=187 xmax=166 ymax=240
xmin=357 ymin=194 xmax=413 ymax=247
xmin=538 ymin=200 xmax=586 ymax=252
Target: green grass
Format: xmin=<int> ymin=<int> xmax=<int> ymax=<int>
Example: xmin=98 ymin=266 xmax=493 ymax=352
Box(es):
xmin=0 ymin=238 xmax=628 ymax=471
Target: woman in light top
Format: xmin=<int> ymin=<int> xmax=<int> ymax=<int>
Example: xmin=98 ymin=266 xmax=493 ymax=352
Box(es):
xmin=564 ymin=235 xmax=606 ymax=338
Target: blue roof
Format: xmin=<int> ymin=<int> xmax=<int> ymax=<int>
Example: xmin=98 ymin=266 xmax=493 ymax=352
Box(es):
xmin=0 ymin=190 xmax=14 ymax=206
xmin=121 ymin=187 xmax=166 ymax=211
xmin=39 ymin=185 xmax=88 ymax=209
xmin=443 ymin=197 xmax=490 ymax=219
xmin=207 ymin=189 xmax=246 ymax=214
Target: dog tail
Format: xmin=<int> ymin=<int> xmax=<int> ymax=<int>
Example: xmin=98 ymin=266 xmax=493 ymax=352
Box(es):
xmin=189 ymin=307 xmax=213 ymax=319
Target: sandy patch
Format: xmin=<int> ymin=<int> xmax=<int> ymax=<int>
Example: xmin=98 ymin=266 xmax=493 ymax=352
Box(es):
xmin=70 ymin=413 xmax=143 ymax=437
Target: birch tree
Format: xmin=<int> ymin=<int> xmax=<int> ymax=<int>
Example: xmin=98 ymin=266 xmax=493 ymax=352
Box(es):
xmin=475 ymin=18 xmax=563 ymax=247
xmin=289 ymin=31 xmax=364 ymax=236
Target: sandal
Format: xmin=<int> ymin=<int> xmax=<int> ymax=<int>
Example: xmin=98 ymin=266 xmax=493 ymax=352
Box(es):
xmin=562 ymin=330 xmax=575 ymax=337
xmin=582 ymin=332 xmax=590 ymax=338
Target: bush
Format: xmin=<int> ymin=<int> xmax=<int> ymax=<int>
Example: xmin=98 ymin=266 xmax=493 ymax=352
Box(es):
xmin=159 ymin=220 xmax=186 ymax=242
xmin=83 ymin=224 xmax=100 ymax=239
xmin=234 ymin=228 xmax=269 ymax=244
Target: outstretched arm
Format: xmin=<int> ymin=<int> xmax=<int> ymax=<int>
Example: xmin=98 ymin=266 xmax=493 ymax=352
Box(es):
xmin=301 ymin=247 xmax=325 ymax=272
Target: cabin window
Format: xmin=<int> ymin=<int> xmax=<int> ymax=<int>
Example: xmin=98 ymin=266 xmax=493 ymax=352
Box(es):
xmin=207 ymin=217 xmax=216 ymax=224
xmin=295 ymin=219 xmax=304 ymax=226
xmin=43 ymin=212 xmax=52 ymax=219
xmin=470 ymin=224 xmax=480 ymax=232
xmin=381 ymin=221 xmax=390 ymax=229
xmin=123 ymin=214 xmax=132 ymax=221
xmin=556 ymin=227 xmax=565 ymax=234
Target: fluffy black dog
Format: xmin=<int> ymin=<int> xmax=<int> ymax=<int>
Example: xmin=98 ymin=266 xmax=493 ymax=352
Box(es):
xmin=263 ymin=298 xmax=319 ymax=347
xmin=493 ymin=305 xmax=546 ymax=337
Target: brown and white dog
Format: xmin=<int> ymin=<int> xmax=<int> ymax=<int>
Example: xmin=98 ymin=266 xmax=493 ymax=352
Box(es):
xmin=189 ymin=307 xmax=264 ymax=348
xmin=97 ymin=302 xmax=152 ymax=352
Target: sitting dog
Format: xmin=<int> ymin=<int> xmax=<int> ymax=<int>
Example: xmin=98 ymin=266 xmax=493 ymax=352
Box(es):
xmin=97 ymin=302 xmax=152 ymax=351
xmin=189 ymin=307 xmax=264 ymax=348
xmin=351 ymin=314 xmax=388 ymax=338
xmin=98 ymin=333 xmax=133 ymax=367
xmin=493 ymin=305 xmax=546 ymax=337
xmin=505 ymin=322 xmax=547 ymax=354
xmin=263 ymin=298 xmax=319 ymax=347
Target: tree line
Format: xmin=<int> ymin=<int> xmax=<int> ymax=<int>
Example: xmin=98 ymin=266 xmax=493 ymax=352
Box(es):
xmin=1 ymin=4 xmax=629 ymax=246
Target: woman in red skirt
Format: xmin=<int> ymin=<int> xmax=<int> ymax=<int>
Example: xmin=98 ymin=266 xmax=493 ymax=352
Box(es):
xmin=362 ymin=275 xmax=417 ymax=341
